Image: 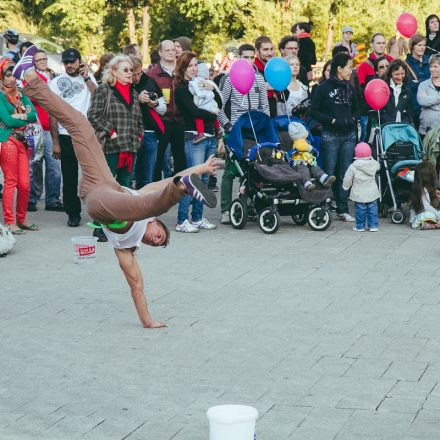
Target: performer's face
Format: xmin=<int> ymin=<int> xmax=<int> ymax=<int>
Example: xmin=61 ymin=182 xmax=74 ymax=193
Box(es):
xmin=142 ymin=220 xmax=168 ymax=247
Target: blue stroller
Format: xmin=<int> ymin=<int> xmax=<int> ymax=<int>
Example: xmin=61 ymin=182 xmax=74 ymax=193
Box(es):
xmin=226 ymin=111 xmax=332 ymax=234
xmin=376 ymin=122 xmax=423 ymax=224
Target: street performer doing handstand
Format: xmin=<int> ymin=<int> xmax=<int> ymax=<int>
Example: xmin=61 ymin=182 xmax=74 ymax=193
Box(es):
xmin=13 ymin=46 xmax=219 ymax=329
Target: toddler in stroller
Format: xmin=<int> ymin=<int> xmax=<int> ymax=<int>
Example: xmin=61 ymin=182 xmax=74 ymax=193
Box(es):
xmin=226 ymin=111 xmax=333 ymax=233
xmin=287 ymin=122 xmax=336 ymax=191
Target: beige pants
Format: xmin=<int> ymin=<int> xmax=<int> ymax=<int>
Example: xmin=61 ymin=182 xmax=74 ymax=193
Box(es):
xmin=23 ymin=76 xmax=184 ymax=224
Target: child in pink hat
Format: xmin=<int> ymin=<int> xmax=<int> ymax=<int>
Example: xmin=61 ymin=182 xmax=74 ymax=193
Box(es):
xmin=342 ymin=142 xmax=380 ymax=231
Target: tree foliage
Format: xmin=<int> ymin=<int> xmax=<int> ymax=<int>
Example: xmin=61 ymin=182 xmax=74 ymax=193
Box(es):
xmin=1 ymin=0 xmax=440 ymax=61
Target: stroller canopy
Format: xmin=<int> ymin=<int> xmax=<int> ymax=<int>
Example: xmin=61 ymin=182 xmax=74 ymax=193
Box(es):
xmin=227 ymin=110 xmax=279 ymax=160
xmin=381 ymin=123 xmax=423 ymax=159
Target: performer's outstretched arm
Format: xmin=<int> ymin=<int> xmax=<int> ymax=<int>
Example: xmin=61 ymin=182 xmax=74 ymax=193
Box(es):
xmin=115 ymin=248 xmax=167 ymax=328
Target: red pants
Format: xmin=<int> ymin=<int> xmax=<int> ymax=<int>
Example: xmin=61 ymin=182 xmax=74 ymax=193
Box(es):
xmin=0 ymin=137 xmax=30 ymax=224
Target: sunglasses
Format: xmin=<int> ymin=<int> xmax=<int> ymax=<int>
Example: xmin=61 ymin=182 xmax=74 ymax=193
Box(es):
xmin=120 ymin=67 xmax=134 ymax=73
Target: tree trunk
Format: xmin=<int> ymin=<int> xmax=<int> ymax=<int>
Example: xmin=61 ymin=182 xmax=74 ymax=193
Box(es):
xmin=128 ymin=8 xmax=138 ymax=44
xmin=142 ymin=5 xmax=150 ymax=65
xmin=324 ymin=18 xmax=334 ymax=60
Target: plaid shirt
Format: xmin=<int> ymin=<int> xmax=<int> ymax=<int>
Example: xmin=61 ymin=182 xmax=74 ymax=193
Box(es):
xmin=87 ymin=83 xmax=144 ymax=155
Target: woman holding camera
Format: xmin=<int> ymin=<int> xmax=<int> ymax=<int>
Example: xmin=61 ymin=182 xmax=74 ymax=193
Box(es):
xmin=88 ymin=55 xmax=143 ymax=188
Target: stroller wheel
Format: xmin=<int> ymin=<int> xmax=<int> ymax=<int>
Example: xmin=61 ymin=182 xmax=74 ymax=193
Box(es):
xmin=308 ymin=207 xmax=332 ymax=231
xmin=259 ymin=209 xmax=280 ymax=234
xmin=230 ymin=198 xmax=248 ymax=229
xmin=292 ymin=211 xmax=308 ymax=225
xmin=391 ymin=209 xmax=406 ymax=224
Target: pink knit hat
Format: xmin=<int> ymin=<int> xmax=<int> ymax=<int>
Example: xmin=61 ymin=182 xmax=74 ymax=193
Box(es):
xmin=354 ymin=142 xmax=372 ymax=159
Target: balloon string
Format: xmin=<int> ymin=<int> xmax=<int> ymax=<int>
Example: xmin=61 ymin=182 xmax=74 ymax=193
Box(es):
xmin=281 ymin=91 xmax=291 ymax=124
xmin=248 ymin=108 xmax=259 ymax=146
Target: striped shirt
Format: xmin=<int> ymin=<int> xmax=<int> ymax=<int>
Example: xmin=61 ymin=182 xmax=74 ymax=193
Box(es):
xmin=218 ymin=73 xmax=270 ymax=128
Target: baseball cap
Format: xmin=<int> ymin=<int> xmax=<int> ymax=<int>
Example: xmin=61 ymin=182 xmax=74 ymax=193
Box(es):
xmin=61 ymin=48 xmax=81 ymax=63
xmin=3 ymin=29 xmax=19 ymax=44
xmin=342 ymin=26 xmax=354 ymax=33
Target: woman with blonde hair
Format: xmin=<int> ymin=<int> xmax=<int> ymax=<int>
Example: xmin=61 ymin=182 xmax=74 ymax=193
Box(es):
xmin=278 ymin=53 xmax=309 ymax=117
xmin=88 ymin=55 xmax=143 ymax=188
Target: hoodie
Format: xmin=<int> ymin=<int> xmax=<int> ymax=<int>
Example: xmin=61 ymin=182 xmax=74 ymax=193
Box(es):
xmin=342 ymin=158 xmax=380 ymax=203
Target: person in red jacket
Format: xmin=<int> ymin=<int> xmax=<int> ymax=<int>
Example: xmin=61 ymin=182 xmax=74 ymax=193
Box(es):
xmin=27 ymin=49 xmax=63 ymax=212
xmin=254 ymin=35 xmax=276 ymax=117
xmin=148 ymin=40 xmax=186 ymax=181
xmin=357 ymin=33 xmax=394 ymax=86
xmin=356 ymin=33 xmax=393 ymax=141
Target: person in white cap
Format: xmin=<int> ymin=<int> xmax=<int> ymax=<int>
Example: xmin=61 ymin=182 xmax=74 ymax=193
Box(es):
xmin=334 ymin=26 xmax=359 ymax=59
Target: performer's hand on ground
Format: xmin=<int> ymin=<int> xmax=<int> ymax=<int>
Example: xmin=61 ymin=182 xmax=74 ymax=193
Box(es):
xmin=53 ymin=142 xmax=61 ymax=159
xmin=142 ymin=320 xmax=168 ymax=329
xmin=203 ymin=154 xmax=220 ymax=175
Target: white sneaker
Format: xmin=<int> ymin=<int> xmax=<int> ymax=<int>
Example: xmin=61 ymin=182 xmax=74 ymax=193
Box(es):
xmin=338 ymin=213 xmax=355 ymax=222
xmin=353 ymin=226 xmax=365 ymax=232
xmin=176 ymin=219 xmax=199 ymax=233
xmin=192 ymin=218 xmax=217 ymax=230
xmin=221 ymin=211 xmax=231 ymax=224
xmin=369 ymin=227 xmax=379 ymax=232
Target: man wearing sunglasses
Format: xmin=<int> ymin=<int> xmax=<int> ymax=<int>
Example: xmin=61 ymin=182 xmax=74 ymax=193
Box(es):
xmin=48 ymin=48 xmax=98 ymax=227
xmin=27 ymin=49 xmax=64 ymax=213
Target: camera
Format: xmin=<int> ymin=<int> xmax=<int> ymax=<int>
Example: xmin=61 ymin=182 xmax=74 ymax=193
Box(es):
xmin=147 ymin=92 xmax=158 ymax=101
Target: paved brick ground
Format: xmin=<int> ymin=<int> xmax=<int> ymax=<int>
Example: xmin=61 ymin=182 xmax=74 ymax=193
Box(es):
xmin=1 ymin=181 xmax=440 ymax=439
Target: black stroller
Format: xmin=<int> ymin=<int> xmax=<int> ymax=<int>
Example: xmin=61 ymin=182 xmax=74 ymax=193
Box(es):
xmin=226 ymin=111 xmax=332 ymax=234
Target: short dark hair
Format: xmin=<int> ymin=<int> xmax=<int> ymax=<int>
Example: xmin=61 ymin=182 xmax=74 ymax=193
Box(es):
xmin=19 ymin=41 xmax=33 ymax=56
xmin=386 ymin=59 xmax=409 ymax=84
xmin=278 ymin=35 xmax=298 ymax=51
xmin=370 ymin=33 xmax=385 ymax=44
xmin=238 ymin=44 xmax=255 ymax=55
xmin=291 ymin=22 xmax=312 ymax=34
xmin=255 ymin=36 xmax=273 ymax=51
xmin=154 ymin=218 xmax=170 ymax=247
xmin=330 ymin=53 xmax=351 ymax=76
xmin=409 ymin=33 xmax=426 ymax=53
xmin=123 ymin=44 xmax=139 ymax=56
xmin=332 ymin=45 xmax=349 ymax=57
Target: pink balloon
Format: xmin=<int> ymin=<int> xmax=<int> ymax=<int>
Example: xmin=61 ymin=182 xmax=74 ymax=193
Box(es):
xmin=364 ymin=79 xmax=390 ymax=111
xmin=396 ymin=13 xmax=418 ymax=38
xmin=229 ymin=59 xmax=255 ymax=95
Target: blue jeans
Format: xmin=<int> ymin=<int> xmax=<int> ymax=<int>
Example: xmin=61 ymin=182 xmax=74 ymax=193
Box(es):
xmin=163 ymin=144 xmax=173 ymax=178
xmin=135 ymin=131 xmax=158 ymax=188
xmin=177 ymin=135 xmax=216 ymax=224
xmin=360 ymin=116 xmax=368 ymax=142
xmin=355 ymin=201 xmax=378 ymax=229
xmin=29 ymin=130 xmax=61 ymax=205
xmin=321 ymin=129 xmax=357 ymax=214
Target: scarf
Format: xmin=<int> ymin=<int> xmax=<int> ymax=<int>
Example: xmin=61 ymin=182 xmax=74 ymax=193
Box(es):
xmin=114 ymin=81 xmax=131 ymax=105
xmin=0 ymin=57 xmax=24 ymax=113
xmin=254 ymin=57 xmax=275 ymax=98
xmin=389 ymin=79 xmax=402 ymax=122
xmin=297 ymin=32 xmax=311 ymax=39
xmin=329 ymin=75 xmax=353 ymax=105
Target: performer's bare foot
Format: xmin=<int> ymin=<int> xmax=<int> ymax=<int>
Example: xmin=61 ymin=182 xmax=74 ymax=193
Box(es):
xmin=142 ymin=320 xmax=168 ymax=329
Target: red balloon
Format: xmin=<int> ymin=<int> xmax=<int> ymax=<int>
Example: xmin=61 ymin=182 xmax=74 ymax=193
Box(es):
xmin=364 ymin=79 xmax=390 ymax=111
xmin=396 ymin=13 xmax=418 ymax=38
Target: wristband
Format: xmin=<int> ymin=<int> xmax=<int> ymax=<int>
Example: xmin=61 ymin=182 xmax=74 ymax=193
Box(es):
xmin=85 ymin=77 xmax=90 ymax=82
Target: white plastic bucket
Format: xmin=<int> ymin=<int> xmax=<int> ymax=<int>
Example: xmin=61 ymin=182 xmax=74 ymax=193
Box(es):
xmin=207 ymin=405 xmax=258 ymax=440
xmin=71 ymin=236 xmax=98 ymax=264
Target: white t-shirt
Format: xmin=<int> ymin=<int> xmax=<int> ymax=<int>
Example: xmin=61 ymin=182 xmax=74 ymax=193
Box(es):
xmin=102 ymin=188 xmax=154 ymax=250
xmin=49 ymin=73 xmax=97 ymax=136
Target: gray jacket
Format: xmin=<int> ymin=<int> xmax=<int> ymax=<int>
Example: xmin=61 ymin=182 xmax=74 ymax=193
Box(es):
xmin=342 ymin=158 xmax=380 ymax=203
xmin=417 ymin=79 xmax=440 ymax=135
